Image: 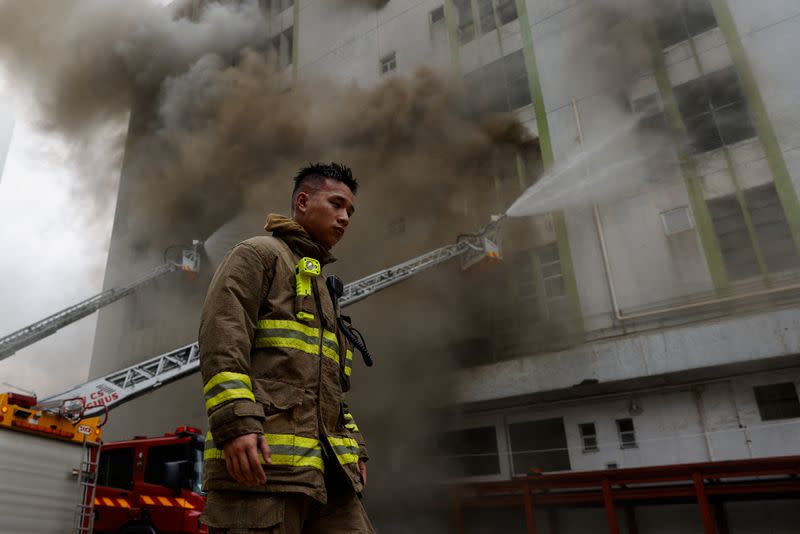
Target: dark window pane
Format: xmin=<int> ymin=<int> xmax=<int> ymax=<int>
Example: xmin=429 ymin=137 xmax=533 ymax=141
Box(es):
xmin=537 ymin=244 xmax=560 ymax=264
xmin=655 ymin=1 xmax=687 ymax=48
xmin=633 ymin=93 xmax=661 ymax=115
xmin=706 ymin=67 xmax=744 ymax=108
xmin=145 ymin=444 xmax=189 ymax=487
xmin=617 ymin=418 xmax=634 ymax=433
xmin=496 ymin=0 xmax=518 ymax=25
xmin=454 ymin=0 xmax=474 ymax=43
xmin=464 ymin=50 xmax=529 ymax=113
xmin=430 ymin=6 xmax=445 ymax=24
xmin=579 ymin=423 xmax=598 ymax=452
xmin=716 ymin=101 xmax=755 ymax=145
xmin=746 ymin=185 xmax=800 ymax=273
xmin=509 ymin=418 xmax=571 ymax=474
xmin=541 ymin=262 xmax=562 ymax=278
xmin=98 ymin=448 xmax=134 ymax=490
xmin=544 ymin=277 xmax=566 ymax=298
xmin=674 ymin=78 xmax=709 ymax=119
xmin=684 ymin=0 xmax=718 ymax=37
xmin=708 ymin=194 xmax=761 ymax=280
xmin=616 ymin=418 xmax=638 ymax=448
xmin=478 ymin=0 xmax=496 ymax=34
xmin=440 ymin=427 xmax=500 ymax=477
xmin=686 ymin=113 xmax=723 ymax=153
xmin=754 ymin=383 xmax=800 ymax=421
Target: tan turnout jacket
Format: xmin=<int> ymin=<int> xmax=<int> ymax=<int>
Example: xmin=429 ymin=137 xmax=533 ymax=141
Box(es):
xmin=199 ymin=214 xmax=367 ymax=503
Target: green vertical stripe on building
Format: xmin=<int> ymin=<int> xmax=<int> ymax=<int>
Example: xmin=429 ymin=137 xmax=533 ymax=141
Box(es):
xmin=650 ymin=40 xmax=729 ymax=291
xmin=514 ymin=0 xmax=552 ymax=168
xmin=515 ymin=0 xmax=582 ymax=330
xmin=444 ymin=1 xmax=461 ymax=71
xmin=709 ymin=0 xmax=800 ymax=253
xmin=292 ymin=0 xmax=300 ymax=84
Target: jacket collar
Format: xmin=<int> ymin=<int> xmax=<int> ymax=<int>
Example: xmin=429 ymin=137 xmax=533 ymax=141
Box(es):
xmin=264 ymin=214 xmax=336 ymax=266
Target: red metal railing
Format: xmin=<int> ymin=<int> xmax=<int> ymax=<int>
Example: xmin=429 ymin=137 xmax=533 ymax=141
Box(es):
xmin=454 ymin=456 xmax=800 ymax=534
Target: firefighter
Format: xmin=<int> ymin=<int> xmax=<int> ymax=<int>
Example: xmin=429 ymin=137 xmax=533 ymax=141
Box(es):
xmin=199 ymin=163 xmax=374 ymax=533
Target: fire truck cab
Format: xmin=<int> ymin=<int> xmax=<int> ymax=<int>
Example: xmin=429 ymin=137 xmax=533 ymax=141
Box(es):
xmin=94 ymin=426 xmax=207 ymax=534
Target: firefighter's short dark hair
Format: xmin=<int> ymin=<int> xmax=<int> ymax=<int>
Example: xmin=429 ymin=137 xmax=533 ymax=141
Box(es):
xmin=292 ymin=162 xmax=359 ymax=200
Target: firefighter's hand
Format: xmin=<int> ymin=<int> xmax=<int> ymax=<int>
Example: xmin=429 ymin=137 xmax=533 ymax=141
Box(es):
xmin=358 ymin=459 xmax=367 ymax=486
xmin=223 ymin=433 xmax=271 ymax=486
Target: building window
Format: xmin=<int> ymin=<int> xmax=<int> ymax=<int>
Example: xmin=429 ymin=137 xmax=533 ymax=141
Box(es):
xmin=97 ymin=448 xmax=134 ymax=490
xmin=656 ymin=0 xmax=717 ymax=49
xmin=380 ymin=52 xmax=397 ymax=75
xmin=468 ymin=0 xmax=517 ymax=38
xmin=632 ymin=93 xmax=667 ymax=132
xmin=464 ymin=49 xmax=531 ymax=113
xmin=708 ymin=184 xmax=799 ymax=281
xmin=537 ymin=244 xmax=567 ymax=318
xmin=754 ymin=383 xmax=800 ymax=421
xmin=454 ymin=0 xmax=475 ymax=44
xmin=260 ymin=0 xmax=294 ymax=15
xmin=509 ymin=418 xmax=571 ymax=474
xmin=494 ymin=0 xmax=518 ymax=26
xmin=439 ymin=426 xmax=501 ymax=477
xmin=673 ymin=66 xmax=755 ymax=154
xmin=746 ymin=185 xmax=800 ymax=273
xmin=616 ymin=418 xmax=637 ymax=449
xmin=579 ymin=423 xmax=599 ymax=452
xmin=661 ymin=206 xmax=694 ymax=235
xmin=511 ymin=243 xmax=566 ymax=323
xmin=430 ymin=5 xmax=445 ymax=25
xmin=268 ymin=27 xmax=293 ymax=70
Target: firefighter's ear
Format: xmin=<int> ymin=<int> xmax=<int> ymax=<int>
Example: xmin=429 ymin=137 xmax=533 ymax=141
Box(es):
xmin=295 ymin=191 xmax=310 ymax=215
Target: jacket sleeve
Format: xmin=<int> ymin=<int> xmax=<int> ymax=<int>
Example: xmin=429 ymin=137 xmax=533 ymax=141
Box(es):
xmin=199 ymin=242 xmax=271 ymax=445
xmin=342 ymin=402 xmax=369 ymax=461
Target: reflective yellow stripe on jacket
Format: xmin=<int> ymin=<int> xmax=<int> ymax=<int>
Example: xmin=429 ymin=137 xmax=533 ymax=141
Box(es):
xmin=328 ymin=436 xmax=360 ymax=466
xmin=204 ymin=432 xmax=325 ymax=471
xmin=343 ymin=411 xmax=359 ymax=432
xmin=254 ymin=319 xmax=341 ymax=365
xmin=344 ymin=349 xmax=353 ymax=377
xmin=203 ymin=372 xmax=255 ymax=411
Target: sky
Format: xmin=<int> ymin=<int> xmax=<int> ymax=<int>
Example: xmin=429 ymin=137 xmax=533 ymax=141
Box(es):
xmin=0 ymin=72 xmax=118 ymax=398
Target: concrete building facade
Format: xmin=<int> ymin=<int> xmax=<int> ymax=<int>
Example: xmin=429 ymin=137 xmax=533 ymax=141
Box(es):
xmin=91 ymin=0 xmax=800 ymax=531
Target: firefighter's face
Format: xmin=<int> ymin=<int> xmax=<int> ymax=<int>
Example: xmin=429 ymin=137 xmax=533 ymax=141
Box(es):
xmin=295 ymin=179 xmax=355 ymax=250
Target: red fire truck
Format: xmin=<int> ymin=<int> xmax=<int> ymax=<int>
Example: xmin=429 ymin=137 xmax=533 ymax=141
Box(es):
xmin=93 ymin=426 xmax=207 ymax=534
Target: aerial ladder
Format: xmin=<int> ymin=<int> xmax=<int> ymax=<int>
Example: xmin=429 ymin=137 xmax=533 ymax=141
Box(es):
xmin=32 ymin=215 xmax=504 ymax=416
xmin=0 ymin=241 xmax=203 ymax=362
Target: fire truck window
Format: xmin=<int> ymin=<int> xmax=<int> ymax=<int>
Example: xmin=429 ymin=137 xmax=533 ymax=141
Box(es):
xmin=97 ymin=448 xmax=134 ymax=490
xmin=145 ymin=444 xmax=188 ymax=487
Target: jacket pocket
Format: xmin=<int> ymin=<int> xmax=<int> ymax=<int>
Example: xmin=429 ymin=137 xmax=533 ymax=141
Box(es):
xmin=202 ymin=491 xmax=284 ymax=529
xmin=252 ymin=378 xmax=304 ymax=413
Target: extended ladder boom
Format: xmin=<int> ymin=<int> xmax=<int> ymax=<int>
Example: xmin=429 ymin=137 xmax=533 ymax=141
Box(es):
xmin=0 ymin=242 xmax=202 ymax=362
xmin=0 ymin=263 xmax=177 ymax=362
xmin=40 ymin=219 xmax=503 ymax=417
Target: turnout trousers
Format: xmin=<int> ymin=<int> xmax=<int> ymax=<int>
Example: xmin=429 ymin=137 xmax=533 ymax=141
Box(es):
xmin=203 ymin=475 xmax=374 ymax=534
